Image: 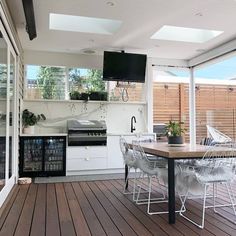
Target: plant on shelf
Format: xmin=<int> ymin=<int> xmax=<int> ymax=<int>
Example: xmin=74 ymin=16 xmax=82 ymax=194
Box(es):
xmin=165 ymin=120 xmax=186 ymax=145
xmin=70 ymin=91 xmax=80 ymax=100
xmin=69 ymin=91 xmax=89 ymax=101
xmin=22 ymin=109 xmax=46 ymax=134
xmin=89 ymin=91 xmax=108 ymax=101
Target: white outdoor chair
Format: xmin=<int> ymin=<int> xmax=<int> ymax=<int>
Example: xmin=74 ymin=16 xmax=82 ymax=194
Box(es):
xmin=178 ymin=143 xmax=236 ymax=229
xmin=206 ymin=125 xmax=232 ymax=143
xmin=132 ymin=141 xmax=185 ymax=215
xmin=120 ymin=137 xmax=139 ymax=200
xmin=136 ymin=135 xmax=167 ymax=169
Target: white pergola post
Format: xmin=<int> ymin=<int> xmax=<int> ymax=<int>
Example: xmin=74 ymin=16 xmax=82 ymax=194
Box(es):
xmin=146 ymin=58 xmax=153 ymax=133
xmin=189 ymin=67 xmax=196 ymax=146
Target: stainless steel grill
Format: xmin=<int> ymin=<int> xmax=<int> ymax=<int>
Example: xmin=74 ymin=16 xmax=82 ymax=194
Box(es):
xmin=67 ymin=120 xmax=107 ymax=146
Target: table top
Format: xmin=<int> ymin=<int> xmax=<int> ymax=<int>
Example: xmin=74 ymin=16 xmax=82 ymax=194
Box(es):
xmin=137 ymin=142 xmax=210 ymax=159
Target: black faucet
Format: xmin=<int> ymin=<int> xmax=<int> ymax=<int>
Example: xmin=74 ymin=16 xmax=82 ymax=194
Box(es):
xmin=131 ymin=116 xmax=136 ymax=133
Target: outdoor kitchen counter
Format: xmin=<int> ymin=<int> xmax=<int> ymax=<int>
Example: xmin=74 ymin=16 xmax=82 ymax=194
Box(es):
xmin=20 ymin=133 xmax=68 ymax=137
xmin=107 ymin=132 xmax=155 ymax=136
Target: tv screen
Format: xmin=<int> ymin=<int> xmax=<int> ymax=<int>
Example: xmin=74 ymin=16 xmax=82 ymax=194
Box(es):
xmin=103 ymin=51 xmax=147 ymax=83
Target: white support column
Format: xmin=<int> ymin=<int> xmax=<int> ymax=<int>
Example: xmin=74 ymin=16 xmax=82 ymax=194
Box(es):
xmin=145 ymin=58 xmax=153 ymax=133
xmin=189 ymin=67 xmax=196 ymax=146
xmin=65 ymin=67 xmax=69 ymax=100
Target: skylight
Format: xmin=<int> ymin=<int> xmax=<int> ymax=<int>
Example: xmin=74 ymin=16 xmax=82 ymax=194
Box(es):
xmin=49 ymin=13 xmax=122 ymax=35
xmin=151 ymin=25 xmax=223 ymax=43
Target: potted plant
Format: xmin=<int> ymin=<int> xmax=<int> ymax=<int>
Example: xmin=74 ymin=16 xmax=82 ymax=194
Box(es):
xmin=80 ymin=92 xmax=89 ymax=101
xmin=89 ymin=91 xmax=108 ymax=101
xmin=22 ymin=109 xmax=46 ymax=134
xmin=166 ymin=120 xmax=186 ymax=145
xmin=89 ymin=91 xmax=100 ymax=100
xmin=70 ymin=91 xmax=80 ymax=100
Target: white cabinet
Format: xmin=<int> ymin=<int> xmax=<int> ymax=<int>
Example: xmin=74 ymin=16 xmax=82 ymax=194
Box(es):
xmin=107 ymin=136 xmax=124 ymax=169
xmin=107 ymin=133 xmax=156 ymax=169
xmin=66 ymin=133 xmax=155 ymax=174
xmin=67 ymin=146 xmax=107 ymax=171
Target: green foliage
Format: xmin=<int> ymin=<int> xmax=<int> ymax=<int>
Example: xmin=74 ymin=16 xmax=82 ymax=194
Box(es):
xmin=69 ymin=68 xmax=105 ymax=92
xmin=69 ymin=68 xmax=106 ymax=100
xmin=68 ymin=68 xmax=83 ymax=91
xmin=166 ymin=120 xmax=186 ymax=137
xmin=69 ymin=91 xmax=89 ymax=101
xmin=22 ymin=109 xmax=46 ymax=127
xmin=86 ymin=69 xmax=105 ymax=92
xmin=89 ymin=91 xmax=108 ymax=101
xmin=36 ymin=66 xmax=65 ymax=99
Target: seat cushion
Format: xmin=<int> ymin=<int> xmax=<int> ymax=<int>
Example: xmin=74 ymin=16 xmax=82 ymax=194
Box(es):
xmin=124 ymin=149 xmax=138 ymax=169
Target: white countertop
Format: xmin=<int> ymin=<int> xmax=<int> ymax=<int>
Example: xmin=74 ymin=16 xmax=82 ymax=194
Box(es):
xmin=20 ymin=133 xmax=68 ymax=137
xmin=107 ymin=132 xmax=155 ymax=136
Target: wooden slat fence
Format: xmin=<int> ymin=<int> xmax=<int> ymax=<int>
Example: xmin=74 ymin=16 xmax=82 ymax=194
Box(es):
xmin=153 ymin=82 xmax=236 ymax=143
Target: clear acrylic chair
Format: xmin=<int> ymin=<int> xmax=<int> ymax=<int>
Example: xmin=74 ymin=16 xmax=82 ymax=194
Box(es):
xmin=179 ymin=142 xmax=236 ymax=229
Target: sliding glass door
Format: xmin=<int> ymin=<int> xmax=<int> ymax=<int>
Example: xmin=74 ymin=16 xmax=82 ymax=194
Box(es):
xmin=0 ymin=19 xmax=17 ymax=207
xmin=0 ymin=28 xmax=7 ymax=192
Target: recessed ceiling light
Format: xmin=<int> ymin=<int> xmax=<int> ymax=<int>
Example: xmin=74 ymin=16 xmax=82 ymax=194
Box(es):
xmin=106 ymin=1 xmax=115 ymax=6
xmin=49 ymin=13 xmax=122 ymax=35
xmin=82 ymin=49 xmax=96 ymax=54
xmin=195 ymin=12 xmax=203 ymax=17
xmin=151 ymin=25 xmax=223 ymax=43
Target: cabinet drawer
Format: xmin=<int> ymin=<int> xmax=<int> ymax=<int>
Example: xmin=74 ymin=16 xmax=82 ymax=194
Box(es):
xmin=67 ymin=146 xmax=107 ymax=159
xmin=67 ymin=157 xmax=107 ymax=171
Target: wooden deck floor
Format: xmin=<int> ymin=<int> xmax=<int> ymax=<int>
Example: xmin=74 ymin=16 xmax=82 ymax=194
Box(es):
xmin=0 ymin=179 xmax=236 ymax=236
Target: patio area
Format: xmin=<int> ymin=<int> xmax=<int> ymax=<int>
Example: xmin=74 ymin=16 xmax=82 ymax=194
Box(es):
xmin=0 ymin=179 xmax=235 ymax=236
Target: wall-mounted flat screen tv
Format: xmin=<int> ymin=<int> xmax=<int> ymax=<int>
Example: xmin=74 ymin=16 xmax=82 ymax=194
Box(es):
xmin=103 ymin=51 xmax=147 ymax=83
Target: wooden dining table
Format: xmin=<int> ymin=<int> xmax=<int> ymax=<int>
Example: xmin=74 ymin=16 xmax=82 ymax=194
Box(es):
xmin=130 ymin=142 xmax=210 ymax=224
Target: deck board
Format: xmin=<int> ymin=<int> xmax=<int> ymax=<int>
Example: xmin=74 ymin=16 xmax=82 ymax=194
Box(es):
xmin=30 ymin=184 xmax=46 ymax=236
xmin=88 ymin=181 xmax=137 ymax=236
xmin=56 ymin=183 xmax=76 ymax=236
xmin=46 ymin=184 xmax=60 ymax=236
xmin=0 ymin=185 xmax=20 ymax=230
xmin=133 ymin=178 xmax=233 ymax=236
xmin=72 ymin=182 xmax=106 ymax=236
xmin=96 ymin=181 xmax=157 ymax=236
xmin=80 ymin=182 xmax=122 ymax=236
xmin=14 ymin=184 xmax=37 ymax=236
xmin=64 ymin=183 xmax=91 ymax=236
xmin=0 ymin=179 xmax=236 ymax=236
xmin=0 ymin=185 xmax=29 ymax=236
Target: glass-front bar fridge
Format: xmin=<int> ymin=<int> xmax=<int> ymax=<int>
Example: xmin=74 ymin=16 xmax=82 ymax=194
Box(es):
xmin=20 ymin=136 xmax=66 ymax=177
xmin=44 ymin=137 xmax=65 ymax=172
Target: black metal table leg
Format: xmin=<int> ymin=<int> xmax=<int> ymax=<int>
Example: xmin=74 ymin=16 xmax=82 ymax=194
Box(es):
xmin=125 ymin=164 xmax=129 ymax=189
xmin=168 ymin=159 xmax=175 ymax=224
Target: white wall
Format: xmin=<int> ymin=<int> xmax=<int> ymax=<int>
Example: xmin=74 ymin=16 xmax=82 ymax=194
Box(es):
xmin=23 ymin=100 xmax=147 ymax=134
xmin=24 ymin=50 xmax=103 ymax=69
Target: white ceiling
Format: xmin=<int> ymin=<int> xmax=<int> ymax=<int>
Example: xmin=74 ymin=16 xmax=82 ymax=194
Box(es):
xmin=6 ymin=0 xmax=236 ymax=60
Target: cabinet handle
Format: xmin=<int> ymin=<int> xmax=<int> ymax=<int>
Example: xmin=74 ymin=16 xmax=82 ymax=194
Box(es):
xmin=85 ymin=157 xmax=89 ymax=161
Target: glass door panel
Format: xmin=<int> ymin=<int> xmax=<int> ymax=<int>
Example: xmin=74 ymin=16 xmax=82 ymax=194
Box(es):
xmin=44 ymin=138 xmax=64 ymax=171
xmin=9 ymin=52 xmax=14 ymax=178
xmin=0 ymin=31 xmax=7 ymax=191
xmin=23 ymin=138 xmax=43 ymax=172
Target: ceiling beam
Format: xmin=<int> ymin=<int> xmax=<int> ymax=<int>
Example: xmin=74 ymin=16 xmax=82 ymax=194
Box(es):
xmin=22 ymin=0 xmax=36 ymax=40
xmin=188 ymin=38 xmax=236 ymax=67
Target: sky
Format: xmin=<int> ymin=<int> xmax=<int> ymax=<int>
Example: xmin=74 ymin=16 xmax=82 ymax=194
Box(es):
xmin=173 ymin=56 xmax=236 ymax=80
